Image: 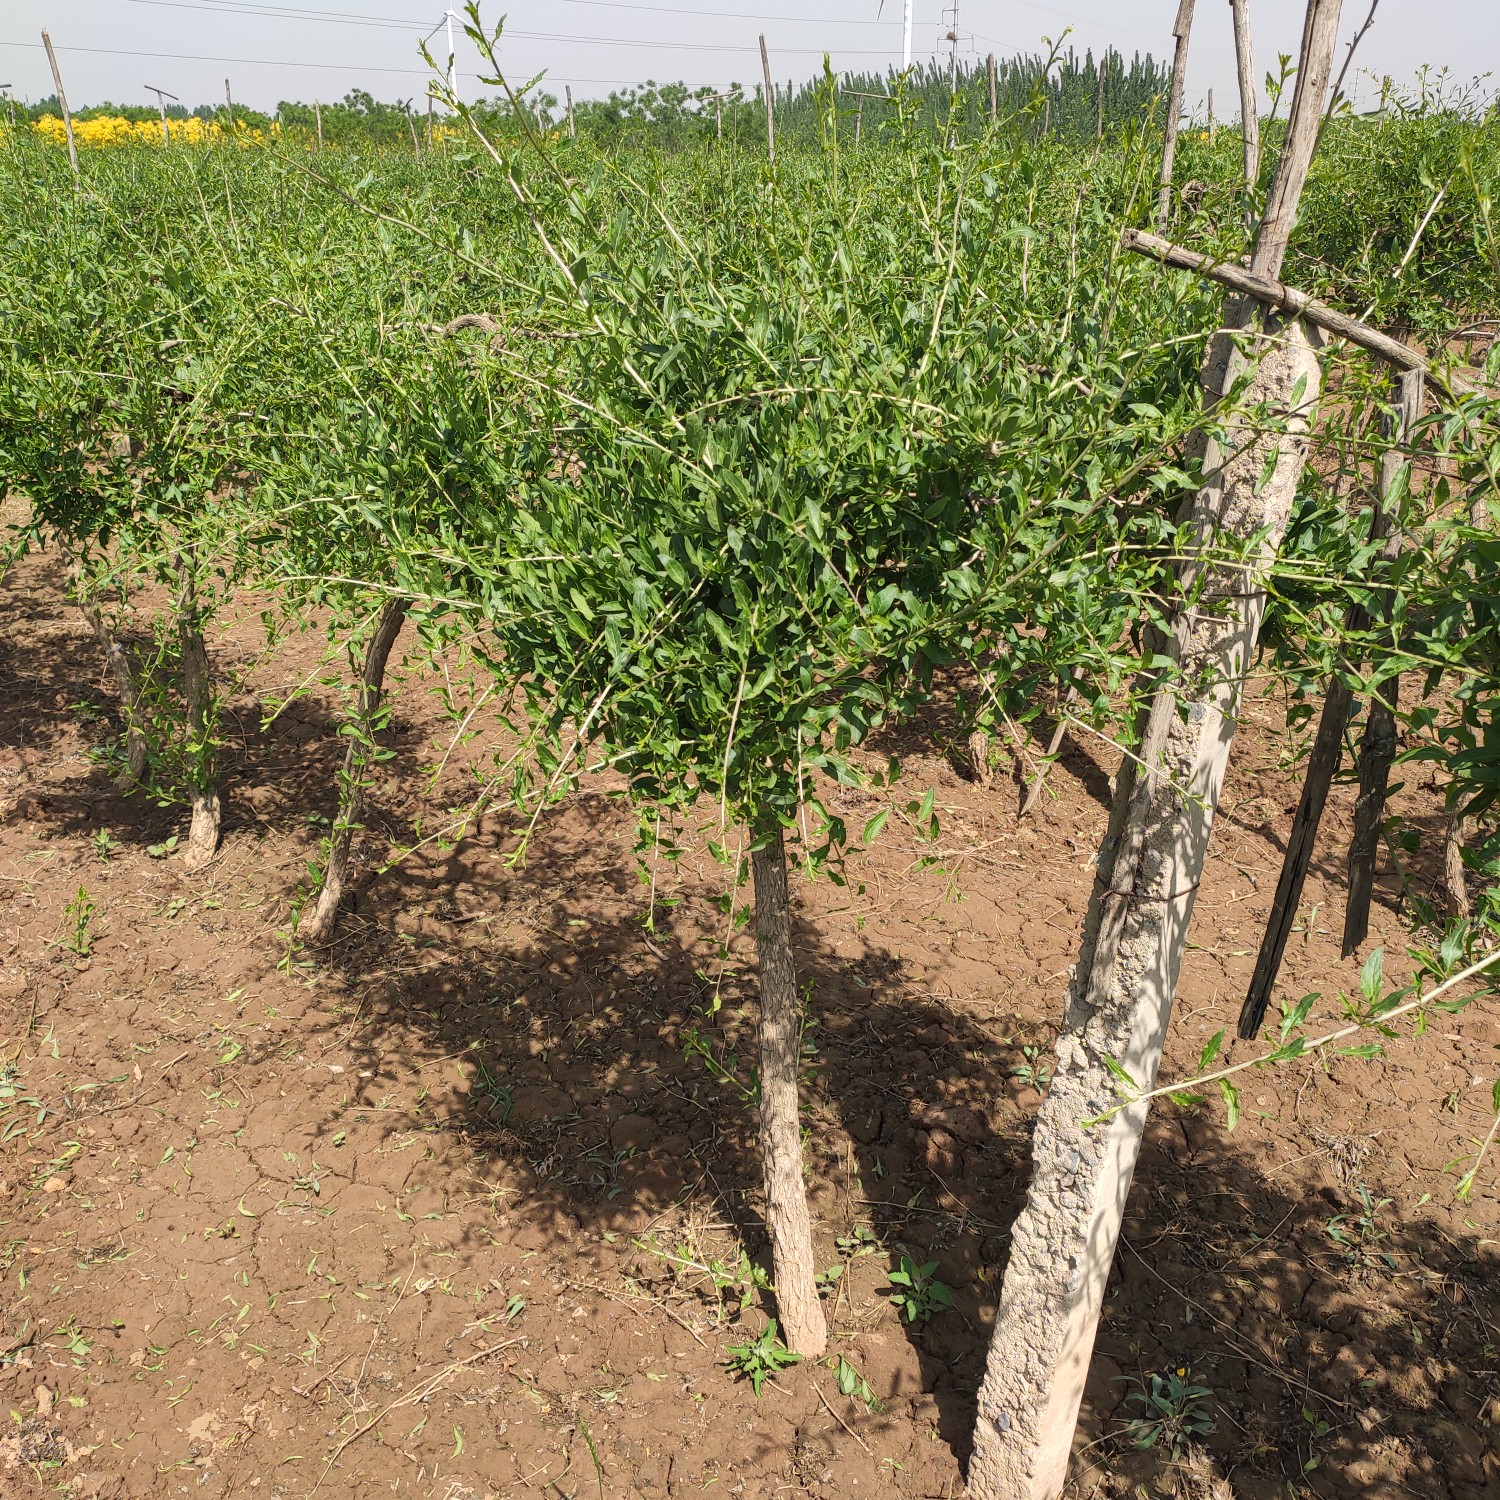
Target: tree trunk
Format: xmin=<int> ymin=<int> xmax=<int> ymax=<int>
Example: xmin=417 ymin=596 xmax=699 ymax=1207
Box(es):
xmin=74 ymin=576 xmax=148 ymax=790
xmin=750 ymin=822 xmax=827 ymax=1357
xmin=302 ymin=597 xmax=408 ymax=945
xmin=1445 ymin=813 xmax=1472 ymax=921
xmin=176 ymin=562 xmax=221 ymax=873
xmin=969 ymin=12 xmax=1341 ymax=1493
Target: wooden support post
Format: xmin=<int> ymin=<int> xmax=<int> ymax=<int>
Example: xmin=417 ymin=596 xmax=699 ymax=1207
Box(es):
xmin=1207 ymin=86 xmax=1215 ymax=143
xmin=1042 ymin=94 xmax=1051 ymax=137
xmin=1341 ymin=366 xmax=1422 ymax=956
xmin=427 ymin=94 xmax=434 ymax=147
xmin=1157 ymin=0 xmax=1196 ymax=230
xmin=405 ymin=103 xmax=419 ymax=150
xmin=759 ymin=35 xmax=775 ymax=164
xmin=1095 ymin=54 xmax=1106 ymax=139
xmin=854 ymin=94 xmax=863 ymax=147
xmin=224 ymin=77 xmax=235 ymax=133
xmin=1230 ymin=0 xmax=1260 ymax=190
xmin=566 ymin=85 xmax=575 ymax=137
xmin=968 ymin=7 xmax=1343 ymax=1497
xmin=146 ymin=85 xmax=177 ymax=146
xmin=314 ymin=97 xmax=323 ymax=150
xmin=40 ymin=31 xmax=78 ymax=178
xmin=988 ymin=52 xmax=997 ymax=124
xmin=1239 ymin=365 xmax=1419 ymax=1031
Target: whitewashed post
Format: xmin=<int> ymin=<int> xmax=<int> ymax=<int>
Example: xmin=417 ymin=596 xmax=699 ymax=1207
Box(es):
xmin=968 ymin=4 xmax=1344 ymax=1497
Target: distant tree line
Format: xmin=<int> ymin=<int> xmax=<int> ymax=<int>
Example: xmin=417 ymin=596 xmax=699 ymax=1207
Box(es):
xmin=10 ymin=48 xmax=1169 ymax=151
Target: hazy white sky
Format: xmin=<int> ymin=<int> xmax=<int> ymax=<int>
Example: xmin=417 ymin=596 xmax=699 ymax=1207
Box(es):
xmin=1 ymin=1 xmax=1492 ymax=111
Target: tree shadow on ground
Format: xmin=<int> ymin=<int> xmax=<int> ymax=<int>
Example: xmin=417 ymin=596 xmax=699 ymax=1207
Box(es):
xmin=283 ymin=782 xmax=1500 ymax=1500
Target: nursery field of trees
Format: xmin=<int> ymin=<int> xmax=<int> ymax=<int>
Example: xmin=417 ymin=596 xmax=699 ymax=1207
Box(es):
xmin=4 ymin=1 xmax=1500 ymax=1495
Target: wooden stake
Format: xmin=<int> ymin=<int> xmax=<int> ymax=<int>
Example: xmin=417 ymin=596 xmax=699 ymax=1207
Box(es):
xmin=40 ymin=31 xmax=78 ymax=178
xmin=314 ymin=97 xmax=323 ymax=150
xmin=304 ymin=598 xmax=408 ymax=945
xmin=1157 ymin=0 xmax=1196 ymax=230
xmin=751 ymin=824 xmax=826 ymax=1356
xmin=405 ymin=103 xmax=419 ymax=150
xmin=854 ymin=94 xmax=863 ymax=147
xmin=988 ymin=52 xmax=997 ymax=124
xmin=224 ymin=77 xmax=235 ymax=133
xmin=759 ymin=34 xmax=775 ymax=164
xmin=969 ymin=7 xmax=1343 ymax=1496
xmin=1095 ymin=54 xmax=1106 ymax=139
xmin=427 ymin=94 xmax=434 ymax=147
xmin=1207 ymin=86 xmax=1215 ymax=143
xmin=1231 ymin=0 xmax=1260 ymax=190
xmin=1239 ymin=367 xmax=1419 ymax=1032
xmin=146 ymin=84 xmax=178 ymax=146
xmin=1342 ymin=366 xmax=1422 ymax=957
xmin=565 ymin=84 xmax=575 ymax=137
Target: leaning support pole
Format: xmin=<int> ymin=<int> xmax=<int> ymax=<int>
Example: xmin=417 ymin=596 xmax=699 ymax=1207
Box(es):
xmin=1241 ymin=368 xmax=1419 ymax=1032
xmin=176 ymin=562 xmax=222 ymax=873
xmin=1157 ymin=0 xmax=1196 ymax=230
xmin=1230 ymin=0 xmax=1260 ymax=191
xmin=750 ymin=823 xmax=827 ymax=1357
xmin=40 ymin=31 xmax=79 ymax=180
xmin=968 ymin=7 xmax=1341 ymax=1496
xmin=302 ymin=597 xmax=408 ymax=946
xmin=1341 ymin=369 xmax=1422 ymax=955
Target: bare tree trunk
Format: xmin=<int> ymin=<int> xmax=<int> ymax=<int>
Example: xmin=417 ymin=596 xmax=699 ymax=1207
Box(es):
xmin=969 ymin=8 xmax=1341 ymax=1496
xmin=1230 ymin=0 xmax=1260 ymax=192
xmin=750 ymin=822 xmax=827 ymax=1357
xmin=302 ymin=598 xmax=408 ymax=945
xmin=1444 ymin=814 xmax=1472 ymax=921
xmin=176 ymin=561 xmax=221 ymax=873
xmin=1157 ymin=0 xmax=1196 ymax=231
xmin=74 ymin=577 xmax=148 ymax=789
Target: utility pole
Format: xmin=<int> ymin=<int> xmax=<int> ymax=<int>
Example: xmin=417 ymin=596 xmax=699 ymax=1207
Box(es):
xmin=446 ymin=9 xmax=459 ymax=103
xmin=40 ymin=31 xmax=78 ymax=178
xmin=145 ymin=84 xmax=178 ymax=146
xmin=224 ymin=76 xmax=235 ymax=132
xmin=902 ymin=0 xmax=913 ymax=70
xmin=566 ymin=84 xmax=575 ymax=137
xmin=759 ymin=34 xmax=775 ymax=164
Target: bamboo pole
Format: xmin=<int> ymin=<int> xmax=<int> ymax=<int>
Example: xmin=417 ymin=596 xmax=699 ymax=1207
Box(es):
xmin=759 ymin=35 xmax=775 ymax=164
xmin=1157 ymin=0 xmax=1196 ymax=230
xmin=40 ymin=31 xmax=78 ymax=178
xmin=968 ymin=7 xmax=1343 ymax=1496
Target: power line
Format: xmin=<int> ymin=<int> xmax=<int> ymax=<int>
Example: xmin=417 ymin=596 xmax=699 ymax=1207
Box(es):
xmin=126 ymin=0 xmax=925 ymax=31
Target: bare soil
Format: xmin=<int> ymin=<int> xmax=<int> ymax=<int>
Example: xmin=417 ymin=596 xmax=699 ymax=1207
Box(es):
xmin=2 ymin=539 xmax=1498 ymax=1500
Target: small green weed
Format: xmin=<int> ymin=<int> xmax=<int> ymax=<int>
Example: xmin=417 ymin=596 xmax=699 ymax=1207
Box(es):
xmin=1119 ymin=1368 xmax=1215 ymax=1456
xmin=1325 ymin=1184 xmax=1397 ymax=1275
xmin=886 ymin=1255 xmax=954 ymax=1323
xmin=146 ymin=835 xmax=179 ymax=859
xmin=831 ymin=1354 xmax=879 ymax=1409
xmin=725 ymin=1320 xmax=800 ymax=1395
xmin=1011 ymin=1044 xmax=1053 ymax=1092
xmin=91 ymin=828 xmax=120 ymax=862
xmin=62 ymin=886 xmax=96 ymax=957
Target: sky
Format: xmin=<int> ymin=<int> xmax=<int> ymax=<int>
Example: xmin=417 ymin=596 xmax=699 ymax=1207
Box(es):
xmin=0 ymin=0 xmax=1493 ymax=113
